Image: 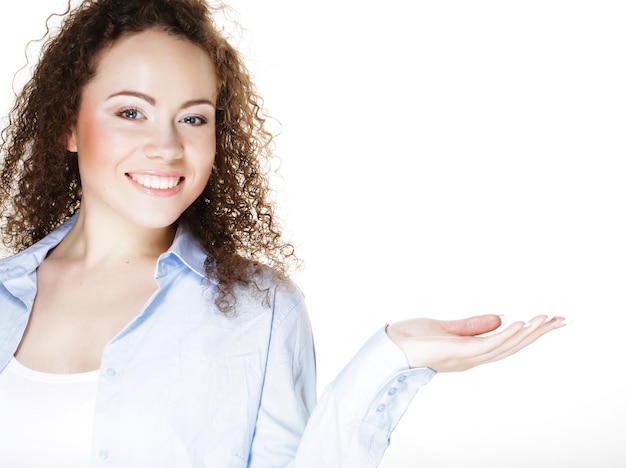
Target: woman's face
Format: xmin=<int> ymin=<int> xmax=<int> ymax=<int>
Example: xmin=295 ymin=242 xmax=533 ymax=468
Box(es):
xmin=67 ymin=29 xmax=218 ymax=230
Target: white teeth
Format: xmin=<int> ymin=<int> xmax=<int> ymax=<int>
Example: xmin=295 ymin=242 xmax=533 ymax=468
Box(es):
xmin=130 ymin=174 xmax=180 ymax=189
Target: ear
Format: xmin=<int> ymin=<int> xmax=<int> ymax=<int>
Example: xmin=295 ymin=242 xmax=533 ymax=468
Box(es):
xmin=66 ymin=128 xmax=78 ymax=153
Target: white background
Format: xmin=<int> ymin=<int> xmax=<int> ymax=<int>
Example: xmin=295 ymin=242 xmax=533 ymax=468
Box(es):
xmin=1 ymin=1 xmax=625 ymax=467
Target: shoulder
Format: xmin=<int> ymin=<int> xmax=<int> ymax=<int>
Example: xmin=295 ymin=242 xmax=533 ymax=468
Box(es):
xmin=0 ymin=217 xmax=76 ymax=278
xmin=235 ymin=263 xmax=305 ymax=309
xmin=227 ymin=264 xmax=307 ymax=327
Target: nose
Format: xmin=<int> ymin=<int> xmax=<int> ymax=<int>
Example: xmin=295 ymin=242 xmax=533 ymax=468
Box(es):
xmin=144 ymin=122 xmax=183 ymax=161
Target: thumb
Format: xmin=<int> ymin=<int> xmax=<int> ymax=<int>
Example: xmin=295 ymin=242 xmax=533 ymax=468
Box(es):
xmin=440 ymin=314 xmax=503 ymax=337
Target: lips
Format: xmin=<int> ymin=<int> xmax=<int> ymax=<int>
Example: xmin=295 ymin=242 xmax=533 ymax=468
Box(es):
xmin=126 ymin=173 xmax=183 ymax=190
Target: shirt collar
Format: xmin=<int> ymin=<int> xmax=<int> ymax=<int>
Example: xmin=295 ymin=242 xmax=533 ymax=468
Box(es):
xmin=0 ymin=214 xmax=213 ymax=284
xmin=0 ymin=215 xmax=77 ymax=281
xmin=163 ymin=223 xmax=213 ymax=281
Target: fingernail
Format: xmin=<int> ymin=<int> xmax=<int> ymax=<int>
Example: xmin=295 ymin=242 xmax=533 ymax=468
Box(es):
xmin=554 ymin=318 xmax=572 ymax=329
xmin=498 ymin=314 xmax=508 ymax=325
xmin=524 ymin=315 xmax=546 ymax=328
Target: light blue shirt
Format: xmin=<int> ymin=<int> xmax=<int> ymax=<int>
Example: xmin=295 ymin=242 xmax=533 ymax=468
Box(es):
xmin=0 ymin=217 xmax=435 ymax=467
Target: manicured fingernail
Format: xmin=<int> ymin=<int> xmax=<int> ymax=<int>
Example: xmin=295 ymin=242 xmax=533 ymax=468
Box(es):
xmin=554 ymin=318 xmax=571 ymax=329
xmin=524 ymin=315 xmax=546 ymax=328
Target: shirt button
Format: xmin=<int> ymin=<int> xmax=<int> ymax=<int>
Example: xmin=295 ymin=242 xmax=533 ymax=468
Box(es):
xmin=106 ymin=368 xmax=117 ymax=377
xmin=99 ymin=448 xmax=109 ymax=460
xmin=388 ymin=387 xmax=398 ymax=395
xmin=376 ymin=404 xmax=386 ymax=412
xmin=397 ymin=375 xmax=407 ymax=383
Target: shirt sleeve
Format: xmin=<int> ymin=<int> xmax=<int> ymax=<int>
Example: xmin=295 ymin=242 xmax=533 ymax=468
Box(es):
xmin=247 ymin=288 xmax=318 ymax=466
xmin=248 ymin=289 xmax=436 ymax=468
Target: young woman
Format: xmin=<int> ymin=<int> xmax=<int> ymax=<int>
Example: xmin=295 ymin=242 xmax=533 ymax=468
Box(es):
xmin=0 ymin=0 xmax=566 ymax=466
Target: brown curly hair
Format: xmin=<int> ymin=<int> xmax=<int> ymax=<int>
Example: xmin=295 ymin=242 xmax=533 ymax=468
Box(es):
xmin=0 ymin=0 xmax=298 ymax=312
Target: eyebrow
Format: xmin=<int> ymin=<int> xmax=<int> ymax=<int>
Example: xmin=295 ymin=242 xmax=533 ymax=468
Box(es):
xmin=107 ymin=90 xmax=216 ymax=109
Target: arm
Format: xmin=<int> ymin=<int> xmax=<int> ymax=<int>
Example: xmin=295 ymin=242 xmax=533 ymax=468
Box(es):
xmin=249 ymin=285 xmax=566 ymax=467
xmin=249 ymin=291 xmax=434 ymax=468
xmin=247 ymin=291 xmax=317 ymax=466
xmin=291 ymin=327 xmax=435 ymax=468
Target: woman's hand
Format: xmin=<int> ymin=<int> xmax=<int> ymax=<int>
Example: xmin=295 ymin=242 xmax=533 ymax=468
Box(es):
xmin=386 ymin=314 xmax=566 ymax=372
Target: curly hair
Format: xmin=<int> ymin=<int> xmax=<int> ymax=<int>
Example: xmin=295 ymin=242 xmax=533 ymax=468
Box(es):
xmin=0 ymin=0 xmax=298 ymax=313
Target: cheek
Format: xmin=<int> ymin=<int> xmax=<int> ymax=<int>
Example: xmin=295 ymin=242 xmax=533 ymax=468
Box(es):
xmin=194 ymin=134 xmax=217 ymax=183
xmin=194 ymin=158 xmax=215 ymax=197
xmin=76 ymin=124 xmax=111 ymax=175
xmin=74 ymin=109 xmax=117 ymax=169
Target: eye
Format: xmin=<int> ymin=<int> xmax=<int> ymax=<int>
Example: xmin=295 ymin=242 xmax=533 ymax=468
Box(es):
xmin=179 ymin=115 xmax=208 ymax=126
xmin=118 ymin=107 xmax=144 ymax=120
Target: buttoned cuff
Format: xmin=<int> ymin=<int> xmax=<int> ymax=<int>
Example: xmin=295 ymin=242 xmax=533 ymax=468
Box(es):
xmin=297 ymin=327 xmax=436 ymax=467
xmin=319 ymin=326 xmax=435 ymax=427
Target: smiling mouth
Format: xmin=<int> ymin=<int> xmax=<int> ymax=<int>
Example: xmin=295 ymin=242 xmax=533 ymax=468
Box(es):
xmin=127 ymin=173 xmax=184 ymax=190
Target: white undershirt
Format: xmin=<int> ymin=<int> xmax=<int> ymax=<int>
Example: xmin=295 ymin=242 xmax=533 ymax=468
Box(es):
xmin=0 ymin=357 xmax=99 ymax=467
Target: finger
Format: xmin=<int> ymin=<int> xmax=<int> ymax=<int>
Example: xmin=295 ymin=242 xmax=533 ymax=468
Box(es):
xmin=453 ymin=315 xmax=546 ymax=364
xmin=465 ymin=319 xmax=528 ymax=355
xmin=481 ymin=316 xmax=566 ymax=363
xmin=420 ymin=320 xmax=527 ymax=372
xmin=433 ymin=319 xmax=528 ymax=365
xmin=440 ymin=314 xmax=503 ymax=337
xmin=472 ymin=315 xmax=564 ymax=366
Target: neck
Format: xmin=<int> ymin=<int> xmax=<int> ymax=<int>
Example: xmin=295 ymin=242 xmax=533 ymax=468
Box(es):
xmin=50 ymin=210 xmax=176 ymax=266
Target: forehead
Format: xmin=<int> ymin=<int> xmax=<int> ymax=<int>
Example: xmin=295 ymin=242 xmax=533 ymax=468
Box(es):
xmin=87 ymin=29 xmax=218 ymax=100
